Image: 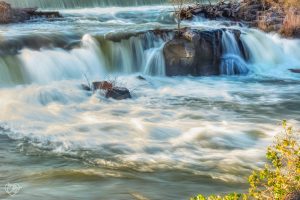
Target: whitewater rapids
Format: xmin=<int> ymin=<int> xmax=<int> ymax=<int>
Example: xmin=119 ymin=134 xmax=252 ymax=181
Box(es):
xmin=0 ymin=2 xmax=300 ymax=200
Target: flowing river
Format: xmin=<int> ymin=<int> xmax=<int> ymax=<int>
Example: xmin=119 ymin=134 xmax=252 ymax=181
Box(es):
xmin=0 ymin=1 xmax=300 ymax=199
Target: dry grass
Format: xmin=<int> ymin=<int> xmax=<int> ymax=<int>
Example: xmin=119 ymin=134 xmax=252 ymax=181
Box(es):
xmin=283 ymin=0 xmax=300 ymax=9
xmin=263 ymin=0 xmax=300 ymax=9
xmin=281 ymin=9 xmax=300 ymax=37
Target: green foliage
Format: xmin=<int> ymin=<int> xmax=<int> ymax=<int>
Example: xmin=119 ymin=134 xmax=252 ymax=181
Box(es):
xmin=191 ymin=193 xmax=247 ymax=200
xmin=191 ymin=120 xmax=300 ymax=200
xmin=248 ymin=120 xmax=300 ymax=200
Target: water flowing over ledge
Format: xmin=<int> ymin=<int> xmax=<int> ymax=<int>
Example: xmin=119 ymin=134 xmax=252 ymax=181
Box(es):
xmin=3 ymin=0 xmax=213 ymax=9
xmin=1 ymin=28 xmax=300 ymax=85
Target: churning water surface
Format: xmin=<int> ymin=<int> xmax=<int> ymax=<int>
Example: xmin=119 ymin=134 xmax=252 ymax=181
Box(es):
xmin=0 ymin=1 xmax=300 ymax=200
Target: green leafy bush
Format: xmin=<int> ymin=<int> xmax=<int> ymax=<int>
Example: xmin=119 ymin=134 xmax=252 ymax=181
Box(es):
xmin=191 ymin=120 xmax=300 ymax=200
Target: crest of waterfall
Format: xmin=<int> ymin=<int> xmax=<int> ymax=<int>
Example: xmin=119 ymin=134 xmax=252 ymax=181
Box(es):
xmin=0 ymin=32 xmax=170 ymax=85
xmin=3 ymin=0 xmax=211 ymax=9
xmin=97 ymin=32 xmax=170 ymax=76
xmin=17 ymin=34 xmax=106 ymax=84
xmin=0 ymin=56 xmax=25 ymax=85
xmin=220 ymin=30 xmax=249 ymax=75
xmin=240 ymin=29 xmax=300 ymax=77
xmin=0 ymin=59 xmax=13 ymax=84
xmin=144 ymin=44 xmax=166 ymax=76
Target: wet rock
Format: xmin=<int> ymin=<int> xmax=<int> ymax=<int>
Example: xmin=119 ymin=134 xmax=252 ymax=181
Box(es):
xmin=0 ymin=1 xmax=61 ymax=24
xmin=285 ymin=191 xmax=300 ymax=200
xmin=0 ymin=1 xmax=12 ymax=24
xmin=92 ymin=81 xmax=131 ymax=100
xmin=81 ymin=84 xmax=91 ymax=91
xmin=106 ymin=87 xmax=131 ymax=100
xmin=164 ymin=29 xmax=236 ymax=76
xmin=164 ymin=37 xmax=197 ymax=76
xmin=136 ymin=75 xmax=146 ymax=81
xmin=289 ymin=69 xmax=300 ymax=74
xmin=92 ymin=81 xmax=113 ymax=91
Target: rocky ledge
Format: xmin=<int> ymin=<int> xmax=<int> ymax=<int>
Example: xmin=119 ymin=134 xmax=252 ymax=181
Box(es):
xmin=164 ymin=28 xmax=249 ymax=76
xmin=181 ymin=0 xmax=300 ymax=38
xmin=0 ymin=1 xmax=61 ymax=24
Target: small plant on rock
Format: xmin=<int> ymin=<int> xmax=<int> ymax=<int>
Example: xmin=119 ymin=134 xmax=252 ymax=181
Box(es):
xmin=169 ymin=0 xmax=193 ymax=33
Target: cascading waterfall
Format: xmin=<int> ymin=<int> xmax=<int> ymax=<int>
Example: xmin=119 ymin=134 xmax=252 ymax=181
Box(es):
xmin=220 ymin=30 xmax=249 ymax=75
xmin=0 ymin=56 xmax=25 ymax=85
xmin=240 ymin=29 xmax=300 ymax=77
xmin=18 ymin=34 xmax=106 ymax=84
xmin=1 ymin=29 xmax=300 ymax=85
xmin=0 ymin=32 xmax=171 ymax=85
xmin=0 ymin=59 xmax=13 ymax=84
xmin=99 ymin=32 xmax=170 ymax=75
xmin=3 ymin=0 xmax=166 ymax=8
xmin=3 ymin=0 xmax=210 ymax=9
xmin=144 ymin=43 xmax=166 ymax=76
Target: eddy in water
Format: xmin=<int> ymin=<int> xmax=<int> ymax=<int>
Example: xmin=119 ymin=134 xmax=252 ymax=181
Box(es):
xmin=0 ymin=0 xmax=300 ymax=199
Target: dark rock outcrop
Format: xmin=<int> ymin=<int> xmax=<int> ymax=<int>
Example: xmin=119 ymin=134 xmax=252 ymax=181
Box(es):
xmin=0 ymin=1 xmax=61 ymax=24
xmin=106 ymin=87 xmax=131 ymax=100
xmin=92 ymin=81 xmax=131 ymax=100
xmin=163 ymin=29 xmax=247 ymax=76
xmin=92 ymin=81 xmax=113 ymax=91
xmin=81 ymin=84 xmax=91 ymax=91
xmin=289 ymin=69 xmax=300 ymax=74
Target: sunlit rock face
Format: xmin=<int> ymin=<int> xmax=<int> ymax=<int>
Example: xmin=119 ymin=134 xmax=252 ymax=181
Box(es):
xmin=0 ymin=1 xmax=16 ymax=23
xmin=164 ymin=29 xmax=249 ymax=76
xmin=0 ymin=1 xmax=60 ymax=24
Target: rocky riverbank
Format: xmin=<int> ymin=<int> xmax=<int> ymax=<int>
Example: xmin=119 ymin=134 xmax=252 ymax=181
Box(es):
xmin=0 ymin=1 xmax=61 ymax=24
xmin=181 ymin=0 xmax=300 ymax=38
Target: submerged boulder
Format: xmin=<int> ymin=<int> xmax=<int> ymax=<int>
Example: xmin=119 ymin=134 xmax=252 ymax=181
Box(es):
xmin=289 ymin=69 xmax=300 ymax=74
xmin=106 ymin=87 xmax=131 ymax=100
xmin=163 ymin=29 xmax=247 ymax=76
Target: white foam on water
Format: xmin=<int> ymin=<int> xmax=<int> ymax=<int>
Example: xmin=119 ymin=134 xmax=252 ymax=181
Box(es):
xmin=1 ymin=75 xmax=299 ymax=182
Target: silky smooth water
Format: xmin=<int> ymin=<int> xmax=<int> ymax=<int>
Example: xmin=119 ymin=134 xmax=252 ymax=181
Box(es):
xmin=0 ymin=3 xmax=300 ymax=200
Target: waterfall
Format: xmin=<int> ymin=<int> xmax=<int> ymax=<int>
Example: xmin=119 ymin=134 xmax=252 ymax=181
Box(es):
xmin=18 ymin=35 xmax=106 ymax=84
xmin=0 ymin=59 xmax=13 ymax=84
xmin=240 ymin=29 xmax=300 ymax=77
xmin=220 ymin=30 xmax=249 ymax=75
xmin=0 ymin=32 xmax=170 ymax=85
xmin=144 ymin=43 xmax=166 ymax=76
xmin=99 ymin=32 xmax=169 ymax=75
xmin=0 ymin=56 xmax=25 ymax=85
xmin=1 ymin=27 xmax=300 ymax=86
xmin=3 ymin=0 xmax=211 ymax=9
